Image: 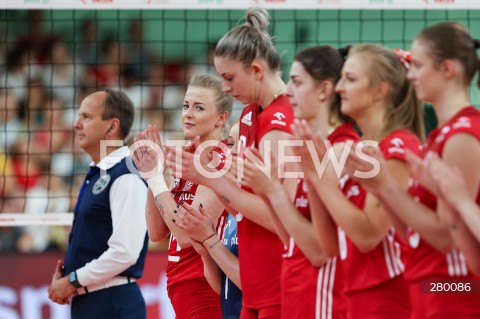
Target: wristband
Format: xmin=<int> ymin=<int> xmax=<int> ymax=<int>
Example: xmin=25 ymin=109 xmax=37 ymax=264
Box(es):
xmin=147 ymin=174 xmax=169 ymax=197
xmin=201 ymin=233 xmax=216 ymax=245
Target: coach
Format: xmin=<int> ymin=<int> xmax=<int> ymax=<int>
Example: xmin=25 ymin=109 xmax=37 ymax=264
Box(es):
xmin=48 ymin=89 xmax=149 ymax=319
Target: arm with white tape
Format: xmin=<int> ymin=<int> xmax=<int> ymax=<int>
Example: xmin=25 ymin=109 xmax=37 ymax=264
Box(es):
xmin=132 ymin=125 xmax=192 ymax=247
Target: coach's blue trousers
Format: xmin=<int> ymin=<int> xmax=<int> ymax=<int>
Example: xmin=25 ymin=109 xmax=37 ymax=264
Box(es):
xmin=71 ymin=283 xmax=146 ymax=319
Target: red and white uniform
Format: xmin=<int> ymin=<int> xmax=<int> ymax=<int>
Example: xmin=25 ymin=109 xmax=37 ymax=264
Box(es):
xmin=406 ymin=106 xmax=480 ymax=319
xmin=340 ymin=129 xmax=420 ymax=319
xmin=237 ymin=95 xmax=293 ymax=316
xmin=167 ymin=178 xmax=227 ymax=318
xmin=281 ymin=123 xmax=358 ymax=319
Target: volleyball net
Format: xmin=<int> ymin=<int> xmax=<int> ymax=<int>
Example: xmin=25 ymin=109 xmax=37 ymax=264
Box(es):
xmin=1 ymin=2 xmax=480 ymax=232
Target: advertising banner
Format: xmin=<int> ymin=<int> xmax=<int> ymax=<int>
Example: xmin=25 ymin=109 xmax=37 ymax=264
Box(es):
xmin=3 ymin=0 xmax=476 ymax=9
xmin=0 ymin=252 xmax=175 ymax=319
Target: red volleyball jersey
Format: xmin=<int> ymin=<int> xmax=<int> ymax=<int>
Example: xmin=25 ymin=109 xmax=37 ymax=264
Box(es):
xmin=328 ymin=122 xmax=359 ymax=145
xmin=339 ymin=129 xmax=421 ymax=293
xmin=166 ymin=178 xmax=228 ymax=287
xmin=254 ymin=96 xmax=294 ymax=147
xmin=281 ymin=123 xmax=358 ymax=319
xmin=237 ymin=94 xmax=294 ymax=308
xmin=238 ymin=103 xmax=260 ymax=149
xmin=406 ymin=106 xmax=480 ymax=282
xmin=282 ymin=179 xmax=346 ymax=319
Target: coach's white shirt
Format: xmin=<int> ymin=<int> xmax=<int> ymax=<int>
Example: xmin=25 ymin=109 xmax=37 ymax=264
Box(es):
xmin=76 ymin=146 xmax=148 ymax=287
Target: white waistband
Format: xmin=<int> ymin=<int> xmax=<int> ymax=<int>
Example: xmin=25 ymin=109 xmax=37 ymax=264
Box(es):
xmin=76 ymin=276 xmax=135 ymax=295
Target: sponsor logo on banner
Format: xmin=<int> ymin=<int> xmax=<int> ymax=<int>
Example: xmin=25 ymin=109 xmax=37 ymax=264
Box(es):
xmin=147 ymin=0 xmax=170 ymax=3
xmin=254 ymin=0 xmax=286 ymax=3
xmin=318 ymin=0 xmax=341 ymax=4
xmin=12 ymin=0 xmax=474 ymax=9
xmin=80 ymin=0 xmax=114 ymax=4
xmin=24 ymin=0 xmax=50 ymax=3
xmin=424 ymin=0 xmax=456 ymax=4
xmin=197 ymin=0 xmax=224 ymax=3
xmin=368 ymin=0 xmax=395 ymax=4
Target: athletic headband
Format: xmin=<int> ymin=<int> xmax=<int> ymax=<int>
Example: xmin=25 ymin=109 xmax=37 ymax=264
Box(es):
xmin=393 ymin=48 xmax=411 ymax=69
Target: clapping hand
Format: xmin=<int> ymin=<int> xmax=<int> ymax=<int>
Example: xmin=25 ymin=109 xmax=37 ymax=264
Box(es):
xmin=131 ymin=124 xmax=164 ymax=180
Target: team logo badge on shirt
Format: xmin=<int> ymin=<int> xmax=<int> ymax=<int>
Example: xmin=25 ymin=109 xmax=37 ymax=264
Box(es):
xmin=408 ymin=229 xmax=420 ymax=249
xmin=271 ymin=112 xmax=286 ymax=126
xmin=241 ymin=111 xmax=253 ymax=126
xmin=302 ymin=180 xmax=308 ymax=193
xmin=295 ymin=196 xmax=308 ymax=208
xmin=453 ymin=116 xmax=472 ymax=130
xmin=92 ymin=174 xmax=111 ymax=195
xmin=339 ymin=174 xmax=349 ymax=189
xmin=183 ymin=181 xmax=194 ymax=191
xmin=388 ymin=137 xmax=405 ymax=155
xmin=435 ymin=125 xmax=450 ymax=143
xmin=346 ymin=185 xmax=360 ymax=199
xmin=236 ymin=213 xmax=244 ymax=222
xmin=173 ymin=178 xmax=180 ymax=188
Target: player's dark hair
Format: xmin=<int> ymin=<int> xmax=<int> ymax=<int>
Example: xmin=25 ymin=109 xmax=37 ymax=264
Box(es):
xmin=416 ymin=21 xmax=480 ymax=88
xmin=294 ymin=46 xmax=351 ymax=125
